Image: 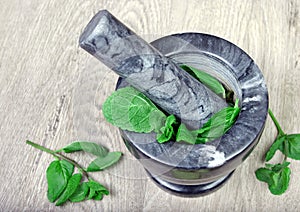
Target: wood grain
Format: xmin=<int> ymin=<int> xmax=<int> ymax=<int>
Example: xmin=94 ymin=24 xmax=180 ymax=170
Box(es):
xmin=0 ymin=0 xmax=299 ymax=211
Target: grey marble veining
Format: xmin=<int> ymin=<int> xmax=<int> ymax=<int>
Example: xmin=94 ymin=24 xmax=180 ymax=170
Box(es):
xmin=79 ymin=10 xmax=227 ymax=129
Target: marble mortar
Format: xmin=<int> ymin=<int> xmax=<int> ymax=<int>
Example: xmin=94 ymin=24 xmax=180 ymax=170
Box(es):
xmin=119 ymin=33 xmax=268 ymax=196
xmin=79 ymin=10 xmax=269 ymax=196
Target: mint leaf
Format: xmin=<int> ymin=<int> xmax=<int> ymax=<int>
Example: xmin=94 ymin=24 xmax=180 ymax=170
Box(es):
xmin=269 ymin=162 xmax=291 ymax=195
xmin=69 ymin=182 xmax=89 ymax=202
xmin=180 ymin=64 xmax=226 ymax=98
xmin=102 ymin=86 xmax=166 ymax=133
xmin=46 ymin=160 xmax=74 ymax=202
xmin=278 ymin=134 xmax=300 ymax=160
xmin=157 ymin=115 xmax=177 ymax=143
xmin=87 ymin=180 xmax=109 ymax=200
xmin=56 ymin=173 xmax=82 ymax=206
xmin=60 ymin=141 xmax=108 ymax=158
xmin=265 ymin=135 xmax=286 ymax=162
xmin=255 ymin=167 xmax=274 ymax=183
xmin=176 ymin=99 xmax=240 ymax=144
xmin=270 ymin=161 xmax=290 ymax=171
xmin=255 ymin=162 xmax=291 ymax=195
xmin=176 ymin=123 xmax=198 ymax=144
xmin=87 ymin=152 xmax=122 ymax=172
xmin=196 ymin=99 xmax=240 ymax=142
xmin=93 ymin=192 xmax=104 ymax=200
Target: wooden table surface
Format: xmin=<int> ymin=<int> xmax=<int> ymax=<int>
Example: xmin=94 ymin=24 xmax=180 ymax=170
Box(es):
xmin=1 ymin=0 xmax=300 ymax=211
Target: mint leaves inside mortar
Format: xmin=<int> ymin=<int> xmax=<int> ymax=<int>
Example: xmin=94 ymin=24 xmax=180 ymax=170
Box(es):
xmin=176 ymin=99 xmax=240 ymax=144
xmin=180 ymin=64 xmax=226 ymax=99
xmin=102 ymin=64 xmax=240 ymax=144
xmin=102 ymin=86 xmax=167 ymax=133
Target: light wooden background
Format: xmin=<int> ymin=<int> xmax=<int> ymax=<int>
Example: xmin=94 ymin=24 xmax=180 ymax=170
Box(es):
xmin=1 ymin=0 xmax=300 ymax=211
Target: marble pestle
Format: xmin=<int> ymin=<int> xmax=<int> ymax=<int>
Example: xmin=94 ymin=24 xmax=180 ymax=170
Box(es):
xmin=79 ymin=10 xmax=227 ymax=130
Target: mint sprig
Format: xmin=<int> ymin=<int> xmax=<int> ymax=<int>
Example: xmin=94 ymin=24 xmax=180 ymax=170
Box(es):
xmin=255 ymin=162 xmax=291 ymax=195
xmin=26 ymin=140 xmax=122 ymax=206
xmin=255 ymin=109 xmax=300 ymax=195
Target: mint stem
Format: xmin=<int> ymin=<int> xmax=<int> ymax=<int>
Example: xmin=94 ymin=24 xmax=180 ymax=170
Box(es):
xmin=268 ymin=109 xmax=285 ymax=136
xmin=26 ymin=140 xmax=90 ymax=179
xmin=283 ymin=139 xmax=288 ymax=162
xmin=267 ymin=110 xmax=288 ymax=163
xmin=26 ymin=140 xmax=56 ymax=155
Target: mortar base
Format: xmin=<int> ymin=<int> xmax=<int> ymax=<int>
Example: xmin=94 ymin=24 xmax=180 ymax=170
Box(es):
xmin=146 ymin=170 xmax=234 ymax=197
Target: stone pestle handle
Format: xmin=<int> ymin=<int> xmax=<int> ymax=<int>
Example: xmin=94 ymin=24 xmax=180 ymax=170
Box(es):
xmin=79 ymin=10 xmax=227 ymax=130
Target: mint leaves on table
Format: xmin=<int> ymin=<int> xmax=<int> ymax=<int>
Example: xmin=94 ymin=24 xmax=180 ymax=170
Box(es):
xmin=102 ymin=64 xmax=240 ymax=144
xmin=46 ymin=160 xmax=74 ymax=202
xmin=87 ymin=152 xmax=122 ymax=172
xmin=58 ymin=141 xmax=108 ymax=157
xmin=255 ymin=109 xmax=300 ymax=195
xmin=255 ymin=161 xmax=291 ymax=195
xmin=55 ymin=173 xmax=82 ymax=206
xmin=69 ymin=182 xmax=89 ymax=202
xmin=26 ymin=140 xmax=122 ymax=206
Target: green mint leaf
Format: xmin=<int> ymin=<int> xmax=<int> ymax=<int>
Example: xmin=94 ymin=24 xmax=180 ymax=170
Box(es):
xmin=69 ymin=182 xmax=89 ymax=202
xmin=60 ymin=141 xmax=108 ymax=158
xmin=270 ymin=161 xmax=290 ymax=171
xmin=157 ymin=115 xmax=177 ymax=143
xmin=269 ymin=163 xmax=291 ymax=195
xmin=180 ymin=64 xmax=226 ymax=98
xmin=87 ymin=152 xmax=122 ymax=172
xmin=103 ymin=86 xmax=166 ymax=133
xmin=176 ymin=99 xmax=240 ymax=144
xmin=149 ymin=110 xmax=168 ymax=133
xmin=278 ymin=134 xmax=300 ymax=160
xmin=176 ymin=123 xmax=198 ymax=144
xmin=265 ymin=135 xmax=286 ymax=161
xmin=93 ymin=192 xmax=104 ymax=200
xmin=196 ymin=99 xmax=240 ymax=143
xmin=56 ymin=173 xmax=82 ymax=206
xmin=87 ymin=180 xmax=109 ymax=200
xmin=46 ymin=160 xmax=74 ymax=202
xmin=255 ymin=167 xmax=274 ymax=184
xmin=255 ymin=162 xmax=291 ymax=195
xmin=87 ymin=189 xmax=96 ymax=200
